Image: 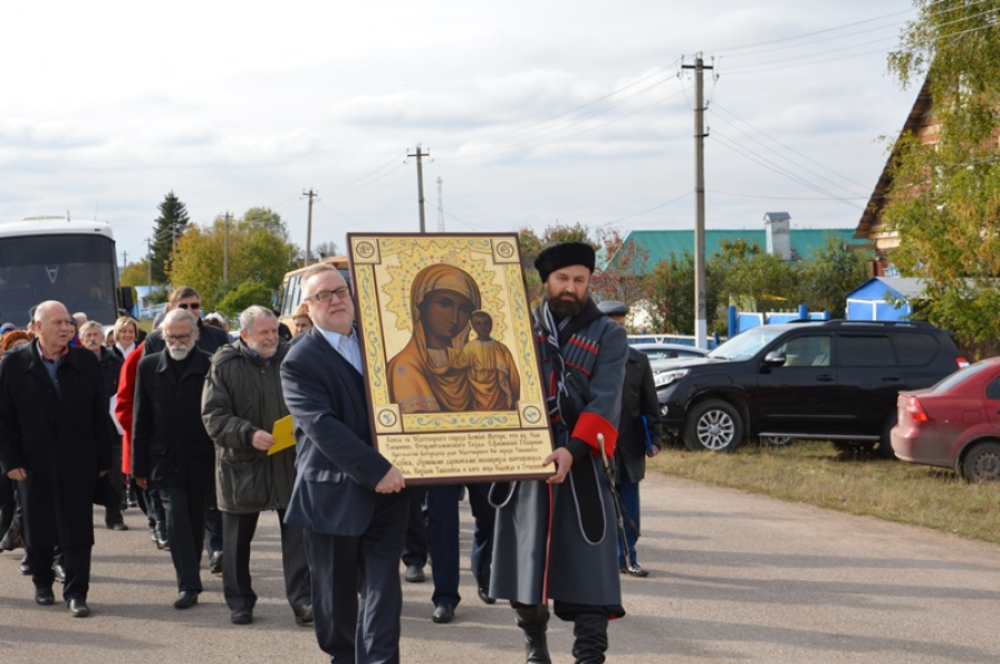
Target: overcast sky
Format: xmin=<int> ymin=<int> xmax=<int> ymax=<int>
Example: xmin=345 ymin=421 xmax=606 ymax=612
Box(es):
xmin=0 ymin=0 xmax=922 ymax=264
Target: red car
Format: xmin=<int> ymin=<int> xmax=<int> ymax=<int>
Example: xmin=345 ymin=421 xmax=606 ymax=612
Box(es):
xmin=891 ymin=358 xmax=1000 ymax=482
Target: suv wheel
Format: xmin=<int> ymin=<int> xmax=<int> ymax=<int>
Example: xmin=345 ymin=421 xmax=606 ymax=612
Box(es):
xmin=961 ymin=441 xmax=1000 ymax=482
xmin=684 ymin=399 xmax=744 ymax=453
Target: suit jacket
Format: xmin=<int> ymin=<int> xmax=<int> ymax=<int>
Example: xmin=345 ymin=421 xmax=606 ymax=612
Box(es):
xmin=615 ymin=347 xmax=663 ymax=484
xmin=279 ymin=326 xmax=391 ymax=537
xmin=0 ymin=342 xmax=112 ymax=547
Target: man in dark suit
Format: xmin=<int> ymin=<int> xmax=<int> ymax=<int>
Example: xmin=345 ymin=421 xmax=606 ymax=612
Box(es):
xmin=132 ymin=309 xmax=216 ymax=610
xmin=280 ymin=264 xmax=408 ymax=663
xmin=0 ymin=301 xmax=112 ymax=617
xmin=596 ymin=300 xmax=663 ymax=578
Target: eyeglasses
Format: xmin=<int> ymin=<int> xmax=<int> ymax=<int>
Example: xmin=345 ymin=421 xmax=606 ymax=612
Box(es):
xmin=311 ymin=287 xmax=350 ymax=303
xmin=176 ymin=302 xmax=201 ymax=310
xmin=164 ymin=333 xmax=193 ymax=343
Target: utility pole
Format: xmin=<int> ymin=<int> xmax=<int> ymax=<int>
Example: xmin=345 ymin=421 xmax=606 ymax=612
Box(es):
xmin=408 ymin=145 xmax=429 ymax=232
xmin=682 ymin=54 xmax=713 ymax=350
xmin=436 ymin=176 xmax=445 ymax=232
xmin=303 ymin=189 xmax=317 ymax=267
xmin=223 ymin=211 xmax=232 ymax=285
xmin=145 ymin=237 xmax=152 ymax=285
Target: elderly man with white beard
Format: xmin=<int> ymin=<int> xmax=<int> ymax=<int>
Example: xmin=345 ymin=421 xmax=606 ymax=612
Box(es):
xmin=201 ymin=306 xmax=311 ymax=627
xmin=132 ymin=309 xmax=216 ymax=610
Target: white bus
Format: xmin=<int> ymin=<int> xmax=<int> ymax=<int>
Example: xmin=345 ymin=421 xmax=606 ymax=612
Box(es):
xmin=0 ymin=216 xmax=129 ymax=326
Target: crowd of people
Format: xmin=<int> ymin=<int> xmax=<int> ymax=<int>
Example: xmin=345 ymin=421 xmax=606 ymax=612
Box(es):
xmin=0 ymin=241 xmax=664 ymax=664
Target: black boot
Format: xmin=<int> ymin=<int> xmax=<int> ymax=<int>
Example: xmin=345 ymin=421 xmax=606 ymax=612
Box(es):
xmin=572 ymin=613 xmax=609 ymax=664
xmin=515 ymin=604 xmax=551 ymax=664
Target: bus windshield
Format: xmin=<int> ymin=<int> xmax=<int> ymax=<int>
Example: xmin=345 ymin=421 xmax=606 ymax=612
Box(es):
xmin=0 ymin=234 xmax=118 ymax=326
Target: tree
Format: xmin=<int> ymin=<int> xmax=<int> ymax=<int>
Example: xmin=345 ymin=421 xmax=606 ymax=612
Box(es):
xmin=216 ymin=281 xmax=274 ymax=317
xmin=150 ymin=191 xmax=191 ymax=283
xmin=713 ymin=239 xmax=800 ymax=314
xmin=312 ymin=241 xmax=341 ymax=261
xmin=119 ymin=258 xmax=150 ymax=289
xmin=168 ymin=208 xmax=299 ymax=310
xmin=591 ymin=227 xmax=653 ymax=306
xmin=799 ymin=234 xmax=869 ymax=319
xmin=648 ymin=252 xmax=726 ymax=336
xmin=884 ymin=1 xmax=1000 ymax=342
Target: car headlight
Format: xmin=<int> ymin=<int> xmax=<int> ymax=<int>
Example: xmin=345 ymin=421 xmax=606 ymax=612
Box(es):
xmin=654 ymin=368 xmax=688 ymax=388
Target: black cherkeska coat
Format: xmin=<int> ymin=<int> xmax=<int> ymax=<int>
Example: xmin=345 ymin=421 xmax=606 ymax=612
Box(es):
xmin=0 ymin=342 xmax=112 ymax=548
xmin=131 ymin=348 xmax=215 ymax=488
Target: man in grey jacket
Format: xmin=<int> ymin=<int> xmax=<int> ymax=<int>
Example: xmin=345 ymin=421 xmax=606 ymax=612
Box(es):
xmin=201 ymin=306 xmax=311 ymax=626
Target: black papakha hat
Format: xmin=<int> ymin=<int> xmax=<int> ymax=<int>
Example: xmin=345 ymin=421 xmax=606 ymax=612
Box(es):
xmin=596 ymin=300 xmax=628 ymax=316
xmin=534 ymin=241 xmax=596 ymax=283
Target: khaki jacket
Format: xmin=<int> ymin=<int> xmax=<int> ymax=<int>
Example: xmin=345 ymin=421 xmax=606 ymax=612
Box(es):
xmin=201 ymin=339 xmax=295 ymax=513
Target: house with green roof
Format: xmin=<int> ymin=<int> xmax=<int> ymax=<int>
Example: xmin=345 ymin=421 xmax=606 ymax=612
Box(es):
xmin=607 ymin=223 xmax=863 ymax=272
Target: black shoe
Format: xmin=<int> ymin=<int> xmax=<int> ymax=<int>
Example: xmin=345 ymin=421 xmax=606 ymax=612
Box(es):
xmin=68 ymin=598 xmax=90 ymax=617
xmin=53 ymin=563 xmax=66 ymax=584
xmin=231 ymin=608 xmax=253 ymax=625
xmin=622 ymin=562 xmax=650 ymax=578
xmin=19 ymin=555 xmax=31 ymax=575
xmin=404 ymin=564 xmax=425 ymax=583
xmin=106 ymin=521 xmax=129 ymax=531
xmin=34 ymin=587 xmax=55 ymax=605
xmin=294 ymin=604 xmax=313 ymax=626
xmin=156 ymin=537 xmax=170 ymax=550
xmin=209 ymin=550 xmax=223 ymax=574
xmin=431 ymin=603 xmax=455 ymax=624
xmin=477 ymin=583 xmax=496 ymax=605
xmin=173 ymin=591 xmax=199 ymax=609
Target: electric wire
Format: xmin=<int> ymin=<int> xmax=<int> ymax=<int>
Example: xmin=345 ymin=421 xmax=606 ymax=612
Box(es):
xmin=707 ymin=106 xmax=870 ymax=199
xmin=711 ymin=131 xmax=865 ymax=209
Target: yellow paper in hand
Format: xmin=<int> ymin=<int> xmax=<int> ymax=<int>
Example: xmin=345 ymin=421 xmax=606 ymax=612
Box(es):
xmin=268 ymin=415 xmax=296 ymax=456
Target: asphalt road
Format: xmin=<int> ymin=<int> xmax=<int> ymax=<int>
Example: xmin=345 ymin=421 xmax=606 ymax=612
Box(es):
xmin=2 ymin=473 xmax=999 ymax=663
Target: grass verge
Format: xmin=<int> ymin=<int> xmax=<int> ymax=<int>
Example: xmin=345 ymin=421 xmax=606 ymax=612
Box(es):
xmin=649 ymin=440 xmax=1000 ymax=545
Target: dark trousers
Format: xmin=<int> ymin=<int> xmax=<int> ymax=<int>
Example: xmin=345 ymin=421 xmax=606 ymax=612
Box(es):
xmin=615 ymin=477 xmax=640 ymax=566
xmin=303 ymin=491 xmax=408 ymax=663
xmin=205 ymin=492 xmax=223 ymax=556
xmin=27 ymin=544 xmax=91 ymax=601
xmin=158 ymin=483 xmax=211 ymax=592
xmin=222 ymin=509 xmax=311 ymax=613
xmin=426 ymin=482 xmax=494 ymax=607
xmin=103 ymin=445 xmax=125 ymax=525
xmin=401 ymin=486 xmax=428 ymax=568
xmin=140 ymin=485 xmax=168 ymax=540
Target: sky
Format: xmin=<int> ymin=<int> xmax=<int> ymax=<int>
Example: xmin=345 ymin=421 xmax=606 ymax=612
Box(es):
xmin=0 ymin=0 xmax=925 ymax=266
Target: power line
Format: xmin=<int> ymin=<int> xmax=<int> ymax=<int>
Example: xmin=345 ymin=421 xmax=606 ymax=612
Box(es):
xmin=711 ymin=131 xmax=864 ymax=209
xmin=710 ymin=101 xmax=872 ymax=192
xmin=431 ymin=62 xmax=681 ymax=150
xmin=597 ymin=192 xmax=693 ymax=227
xmin=707 ymin=105 xmax=869 ymax=198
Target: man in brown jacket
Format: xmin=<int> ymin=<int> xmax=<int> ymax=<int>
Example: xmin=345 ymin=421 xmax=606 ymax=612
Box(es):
xmin=201 ymin=305 xmax=311 ymax=626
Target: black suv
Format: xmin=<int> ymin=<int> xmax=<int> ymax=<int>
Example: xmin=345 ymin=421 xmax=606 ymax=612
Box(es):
xmin=655 ymin=320 xmax=968 ymax=456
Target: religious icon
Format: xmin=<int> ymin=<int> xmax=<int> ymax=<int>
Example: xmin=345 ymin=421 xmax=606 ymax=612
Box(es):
xmin=348 ymin=233 xmax=553 ymax=484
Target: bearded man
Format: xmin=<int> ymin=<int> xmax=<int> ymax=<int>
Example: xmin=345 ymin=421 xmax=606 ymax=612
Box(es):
xmin=132 ymin=309 xmax=215 ymax=610
xmin=201 ymin=306 xmax=311 ymax=627
xmin=490 ymin=242 xmax=628 ymax=664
